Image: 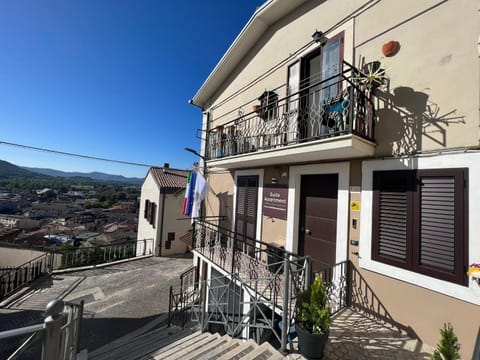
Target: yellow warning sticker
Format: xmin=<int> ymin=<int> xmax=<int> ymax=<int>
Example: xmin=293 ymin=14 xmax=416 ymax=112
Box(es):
xmin=351 ymin=201 xmax=360 ymax=211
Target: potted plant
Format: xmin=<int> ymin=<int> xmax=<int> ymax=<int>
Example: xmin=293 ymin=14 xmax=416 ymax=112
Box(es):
xmin=296 ymin=274 xmax=332 ymax=359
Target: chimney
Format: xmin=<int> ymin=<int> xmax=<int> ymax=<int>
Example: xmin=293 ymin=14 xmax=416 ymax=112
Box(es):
xmin=163 ymin=163 xmax=170 ymax=169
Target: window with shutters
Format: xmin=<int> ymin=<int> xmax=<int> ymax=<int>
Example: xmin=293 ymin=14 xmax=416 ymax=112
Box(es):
xmin=144 ymin=199 xmax=156 ymax=228
xmin=235 ymin=175 xmax=259 ymax=256
xmin=372 ymin=169 xmax=468 ymax=285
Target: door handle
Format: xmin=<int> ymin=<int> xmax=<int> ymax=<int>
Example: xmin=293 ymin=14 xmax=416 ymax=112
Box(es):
xmin=305 ymin=229 xmax=311 ymax=235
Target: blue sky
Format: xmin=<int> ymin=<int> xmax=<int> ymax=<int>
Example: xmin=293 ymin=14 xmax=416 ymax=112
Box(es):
xmin=0 ymin=0 xmax=262 ymax=178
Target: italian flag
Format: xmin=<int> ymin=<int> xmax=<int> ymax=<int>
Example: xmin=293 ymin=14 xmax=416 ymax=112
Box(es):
xmin=182 ymin=170 xmax=197 ymax=216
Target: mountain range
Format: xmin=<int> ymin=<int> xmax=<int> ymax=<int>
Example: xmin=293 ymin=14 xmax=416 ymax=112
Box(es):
xmin=0 ymin=160 xmax=143 ymax=184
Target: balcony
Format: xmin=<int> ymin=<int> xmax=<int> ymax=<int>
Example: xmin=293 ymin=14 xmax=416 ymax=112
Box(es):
xmin=206 ymin=61 xmax=376 ymax=168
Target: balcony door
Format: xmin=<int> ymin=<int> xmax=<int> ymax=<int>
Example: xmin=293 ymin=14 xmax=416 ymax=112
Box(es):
xmin=234 ymin=175 xmax=259 ymax=257
xmin=288 ymin=33 xmax=344 ymax=141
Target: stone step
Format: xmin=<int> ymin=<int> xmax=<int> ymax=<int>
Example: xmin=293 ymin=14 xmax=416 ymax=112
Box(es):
xmin=88 ymin=314 xmax=170 ymax=358
xmin=216 ymin=339 xmax=259 ymax=360
xmin=180 ymin=335 xmax=232 ymax=360
xmin=135 ymin=330 xmax=207 ymax=360
xmin=90 ymin=326 xmax=194 ymax=360
xmin=247 ymin=341 xmax=284 ymax=360
xmin=90 ymin=323 xmax=284 ymax=360
xmin=195 ymin=337 xmax=244 ymax=360
xmin=112 ymin=329 xmax=192 ymax=360
xmin=153 ymin=332 xmax=221 ymax=359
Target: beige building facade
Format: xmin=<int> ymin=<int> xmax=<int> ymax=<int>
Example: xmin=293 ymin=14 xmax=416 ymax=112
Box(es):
xmin=191 ymin=0 xmax=480 ymax=356
xmin=136 ymin=166 xmax=189 ymax=257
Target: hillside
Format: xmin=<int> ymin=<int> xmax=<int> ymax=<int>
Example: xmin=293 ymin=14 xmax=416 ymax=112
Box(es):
xmin=24 ymin=167 xmax=143 ymax=184
xmin=0 ymin=160 xmax=48 ymax=179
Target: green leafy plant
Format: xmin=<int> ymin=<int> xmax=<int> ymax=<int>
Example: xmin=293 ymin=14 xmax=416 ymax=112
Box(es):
xmin=431 ymin=323 xmax=461 ymax=360
xmin=296 ymin=274 xmax=332 ymax=335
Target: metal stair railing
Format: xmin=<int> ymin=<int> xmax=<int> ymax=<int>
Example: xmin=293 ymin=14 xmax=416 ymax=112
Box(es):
xmin=0 ymin=252 xmax=53 ymax=300
xmin=0 ymin=299 xmax=84 ymax=360
xmin=191 ymin=220 xmax=308 ymax=288
xmin=169 ymin=255 xmax=312 ymax=353
xmin=51 ymin=239 xmax=154 ymax=270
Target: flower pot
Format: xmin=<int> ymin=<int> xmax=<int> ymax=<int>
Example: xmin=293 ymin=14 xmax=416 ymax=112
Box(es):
xmin=297 ymin=325 xmax=329 ymax=359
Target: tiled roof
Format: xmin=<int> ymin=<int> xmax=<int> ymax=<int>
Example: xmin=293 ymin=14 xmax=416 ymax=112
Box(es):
xmin=148 ymin=167 xmax=189 ymax=193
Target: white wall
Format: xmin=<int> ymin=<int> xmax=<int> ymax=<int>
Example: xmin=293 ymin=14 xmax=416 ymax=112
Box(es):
xmin=136 ymin=171 xmax=160 ymax=256
xmin=360 ymin=152 xmax=480 ymax=305
xmin=160 ymin=191 xmax=189 ymax=256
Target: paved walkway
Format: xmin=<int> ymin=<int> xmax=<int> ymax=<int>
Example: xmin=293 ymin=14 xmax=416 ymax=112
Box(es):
xmin=1 ymin=255 xmax=436 ymax=359
xmin=285 ymin=308 xmax=434 ymax=360
xmin=0 ymin=255 xmax=193 ymax=359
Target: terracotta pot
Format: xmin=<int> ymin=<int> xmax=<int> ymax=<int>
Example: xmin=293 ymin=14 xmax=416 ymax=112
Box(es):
xmin=382 ymin=40 xmax=400 ymax=57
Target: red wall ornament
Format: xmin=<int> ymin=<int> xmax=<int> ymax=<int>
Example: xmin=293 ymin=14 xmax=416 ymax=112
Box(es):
xmin=382 ymin=41 xmax=400 ymax=57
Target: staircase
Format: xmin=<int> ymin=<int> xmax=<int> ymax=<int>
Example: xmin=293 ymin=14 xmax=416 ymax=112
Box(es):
xmin=89 ymin=325 xmax=284 ymax=360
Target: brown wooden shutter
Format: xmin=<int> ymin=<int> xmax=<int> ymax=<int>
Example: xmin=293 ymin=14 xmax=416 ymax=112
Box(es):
xmin=150 ymin=202 xmax=156 ymax=227
xmin=235 ymin=176 xmax=258 ymax=244
xmin=372 ymin=168 xmax=468 ymax=286
xmin=418 ymin=176 xmax=455 ymax=270
xmin=414 ymin=169 xmax=467 ymax=285
xmin=144 ymin=199 xmax=149 ymax=219
xmin=372 ymin=171 xmax=413 ymax=268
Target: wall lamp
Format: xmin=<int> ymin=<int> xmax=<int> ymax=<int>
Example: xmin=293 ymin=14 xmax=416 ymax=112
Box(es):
xmin=188 ymin=99 xmax=204 ymax=111
xmin=312 ymin=30 xmax=328 ymax=45
xmin=184 ymin=147 xmax=205 ymax=161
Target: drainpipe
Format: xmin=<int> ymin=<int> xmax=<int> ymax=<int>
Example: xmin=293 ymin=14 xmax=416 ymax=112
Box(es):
xmin=158 ymin=191 xmax=166 ymax=257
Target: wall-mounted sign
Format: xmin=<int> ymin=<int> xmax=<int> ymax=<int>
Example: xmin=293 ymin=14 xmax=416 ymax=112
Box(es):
xmin=263 ymin=186 xmax=288 ymax=220
xmin=350 ymin=201 xmax=361 ymax=211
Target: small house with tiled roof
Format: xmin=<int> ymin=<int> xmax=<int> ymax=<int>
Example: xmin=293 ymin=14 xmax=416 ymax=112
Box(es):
xmin=136 ymin=164 xmax=189 ymax=257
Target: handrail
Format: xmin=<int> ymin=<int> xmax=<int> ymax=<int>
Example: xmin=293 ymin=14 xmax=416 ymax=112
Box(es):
xmin=0 ymin=324 xmax=45 ymax=340
xmin=0 ymin=299 xmax=84 ymax=360
xmin=195 ymin=219 xmax=303 ymax=259
xmin=7 ymin=253 xmax=50 ymax=271
xmin=52 ymin=240 xmax=140 ymax=269
xmin=0 ymin=252 xmax=51 ymax=300
xmin=7 ymin=331 xmax=44 ymax=360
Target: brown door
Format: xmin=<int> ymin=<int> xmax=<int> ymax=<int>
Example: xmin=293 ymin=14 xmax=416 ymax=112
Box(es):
xmin=299 ymin=174 xmax=338 ymax=272
xmin=235 ymin=175 xmax=258 ymax=256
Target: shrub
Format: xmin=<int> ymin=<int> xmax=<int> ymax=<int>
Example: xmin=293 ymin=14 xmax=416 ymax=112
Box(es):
xmin=431 ymin=323 xmax=461 ymax=360
xmin=296 ymin=274 xmax=332 ymax=335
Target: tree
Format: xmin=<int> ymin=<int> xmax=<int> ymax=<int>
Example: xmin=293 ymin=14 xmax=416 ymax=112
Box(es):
xmin=431 ymin=323 xmax=461 ymax=360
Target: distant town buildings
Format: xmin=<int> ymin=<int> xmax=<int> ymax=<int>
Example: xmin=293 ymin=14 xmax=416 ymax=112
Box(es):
xmin=0 ymin=182 xmax=140 ymax=250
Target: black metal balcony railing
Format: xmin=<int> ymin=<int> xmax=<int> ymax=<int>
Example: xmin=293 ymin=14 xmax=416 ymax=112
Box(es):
xmin=207 ymin=61 xmax=375 ymax=161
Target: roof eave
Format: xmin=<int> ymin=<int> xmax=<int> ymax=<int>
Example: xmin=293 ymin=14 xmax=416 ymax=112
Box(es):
xmin=191 ymin=0 xmax=309 ymax=108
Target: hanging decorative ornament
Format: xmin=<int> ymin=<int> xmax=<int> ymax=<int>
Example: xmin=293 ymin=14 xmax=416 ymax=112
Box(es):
xmin=351 ymin=61 xmax=387 ymax=91
xmin=382 ymin=41 xmax=400 ymax=57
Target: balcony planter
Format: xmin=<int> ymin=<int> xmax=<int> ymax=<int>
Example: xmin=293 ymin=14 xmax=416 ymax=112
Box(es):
xmin=296 ymin=274 xmax=332 ymax=359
